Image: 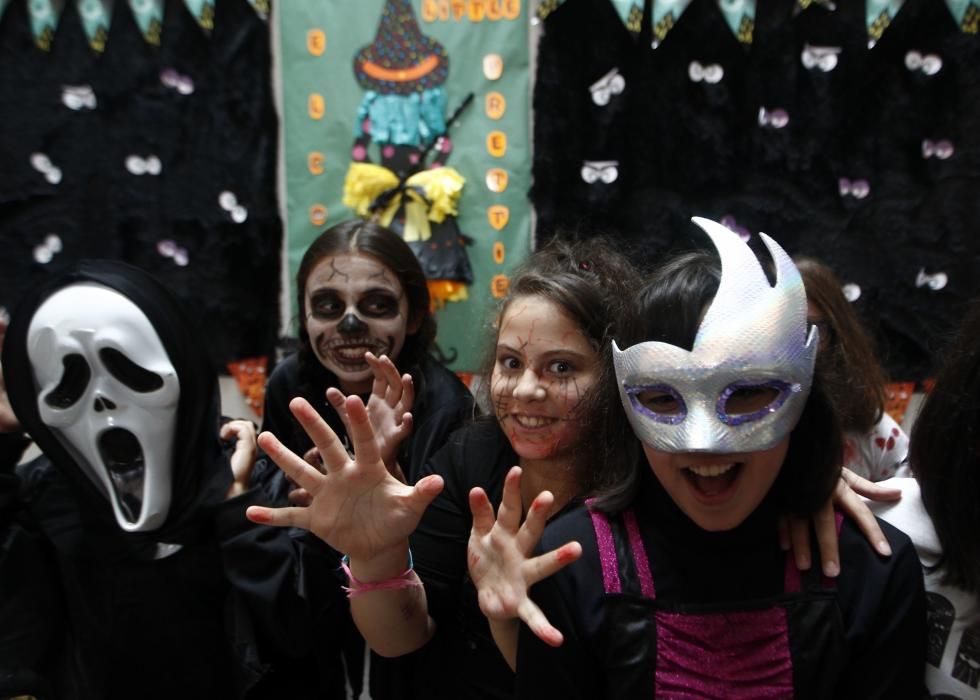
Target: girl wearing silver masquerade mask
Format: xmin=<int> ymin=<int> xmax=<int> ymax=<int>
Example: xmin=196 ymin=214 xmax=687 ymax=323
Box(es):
xmin=515 ymin=218 xmax=926 ymax=698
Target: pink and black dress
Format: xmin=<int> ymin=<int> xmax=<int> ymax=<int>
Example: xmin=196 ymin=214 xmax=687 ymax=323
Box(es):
xmin=516 ymin=471 xmax=926 ymax=699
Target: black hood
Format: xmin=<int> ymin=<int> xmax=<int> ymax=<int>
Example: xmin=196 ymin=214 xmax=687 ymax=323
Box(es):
xmin=3 ymin=260 xmax=231 ymax=558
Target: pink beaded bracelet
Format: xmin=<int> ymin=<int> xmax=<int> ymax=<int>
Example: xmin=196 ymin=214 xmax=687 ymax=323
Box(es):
xmin=340 ymin=553 xmax=423 ymax=599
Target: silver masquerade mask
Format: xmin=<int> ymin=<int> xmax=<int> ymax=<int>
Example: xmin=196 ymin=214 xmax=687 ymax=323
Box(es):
xmin=27 ymin=282 xmax=180 ymax=531
xmin=613 ymin=217 xmax=818 ymax=454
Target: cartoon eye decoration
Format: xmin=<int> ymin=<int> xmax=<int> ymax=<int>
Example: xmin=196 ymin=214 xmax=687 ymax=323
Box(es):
xmin=589 ymin=67 xmax=625 ymax=106
xmin=688 ymin=61 xmax=724 ymax=84
xmin=842 ymin=283 xmax=862 ymax=302
xmin=125 ymin=155 xmax=163 ymax=176
xmin=758 ymin=107 xmax=789 ymax=129
xmin=717 ymin=380 xmax=799 ymax=426
xmin=580 ymin=160 xmax=619 ymax=184
xmin=33 ymin=234 xmax=63 ymax=264
xmin=838 ymin=177 xmax=870 ymax=199
xmin=801 ymin=44 xmax=841 ymax=72
xmin=30 ymin=152 xmax=62 ymax=184
xmin=62 ymin=85 xmax=97 ymax=111
xmin=905 ymin=51 xmax=943 ymax=75
xmin=626 ymin=384 xmax=687 ymax=425
xmin=915 ymin=269 xmax=948 ymax=291
xmin=922 ymin=139 xmax=955 ymax=160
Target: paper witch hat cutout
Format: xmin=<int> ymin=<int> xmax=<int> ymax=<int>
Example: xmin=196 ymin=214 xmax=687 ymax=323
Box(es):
xmin=353 ymin=0 xmax=449 ymax=95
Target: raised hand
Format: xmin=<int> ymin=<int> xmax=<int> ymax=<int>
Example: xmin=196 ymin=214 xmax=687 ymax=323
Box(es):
xmin=778 ymin=467 xmax=896 ymax=576
xmin=326 ymin=352 xmax=414 ymax=480
xmin=468 ymin=466 xmax=581 ymax=669
xmin=246 ymin=395 xmax=442 ymax=562
xmin=221 ymin=419 xmax=258 ymax=499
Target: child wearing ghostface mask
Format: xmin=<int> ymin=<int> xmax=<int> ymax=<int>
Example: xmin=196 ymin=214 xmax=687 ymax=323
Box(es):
xmin=0 ymin=260 xmax=304 ymax=698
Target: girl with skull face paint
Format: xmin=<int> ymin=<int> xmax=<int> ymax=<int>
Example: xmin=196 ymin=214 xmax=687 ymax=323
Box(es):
xmin=514 ymin=219 xmax=927 ymax=699
xmin=258 ymin=219 xmax=474 ymax=488
xmin=253 ymin=220 xmax=475 ymax=700
xmin=0 ymin=260 xmax=333 ymax=698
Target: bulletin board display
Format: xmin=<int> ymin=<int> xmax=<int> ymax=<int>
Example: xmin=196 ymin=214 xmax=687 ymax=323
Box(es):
xmin=277 ymin=0 xmax=532 ymax=372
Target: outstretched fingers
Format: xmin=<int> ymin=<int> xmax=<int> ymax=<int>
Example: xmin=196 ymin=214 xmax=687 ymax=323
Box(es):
xmin=342 ymin=395 xmax=385 ymax=469
xmin=470 ymin=487 xmax=497 ymax=536
xmin=835 ymin=476 xmax=893 ymax=557
xmin=517 ymin=490 xmax=555 ymax=554
xmin=256 ymin=429 xmax=326 ymax=495
xmin=290 ymin=396 xmax=354 ymax=470
xmin=524 ymin=541 xmax=582 ymax=587
xmin=517 ymin=597 xmax=564 ymax=647
xmin=246 ymin=503 xmax=312 ymax=531
xmin=497 ymin=466 xmax=523 ymax=532
xmin=811 ymin=501 xmax=840 ymax=578
xmin=841 ymin=467 xmax=902 ymax=502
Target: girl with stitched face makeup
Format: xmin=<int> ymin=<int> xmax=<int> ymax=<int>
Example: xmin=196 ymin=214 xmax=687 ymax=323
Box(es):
xmin=490 ymin=295 xmax=600 ymax=467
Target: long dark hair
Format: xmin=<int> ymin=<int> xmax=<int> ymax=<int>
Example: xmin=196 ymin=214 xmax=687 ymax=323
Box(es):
xmin=594 ymin=248 xmax=842 ymax=516
xmin=796 ymin=257 xmax=887 ymax=434
xmin=909 ymin=298 xmax=980 ymax=593
xmin=476 ymin=236 xmax=643 ymax=497
xmin=294 ymin=220 xmax=436 ymax=385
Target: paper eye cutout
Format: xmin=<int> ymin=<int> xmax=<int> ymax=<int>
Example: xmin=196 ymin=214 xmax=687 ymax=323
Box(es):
xmin=801 ymin=44 xmax=841 ymax=72
xmin=758 ymin=107 xmax=789 ymax=129
xmin=589 ymin=67 xmax=625 ymax=106
xmin=581 ymin=160 xmax=619 ymax=184
xmin=838 ymin=177 xmax=870 ymax=199
xmin=922 ymin=139 xmax=955 ymax=160
xmin=62 ymin=85 xmax=97 ymax=110
xmin=30 ymin=152 xmax=62 ymax=184
xmin=33 ymin=234 xmax=62 ymax=265
xmin=905 ymin=51 xmax=942 ymax=75
xmin=842 ymin=283 xmax=861 ymax=302
xmin=915 ymin=269 xmax=948 ymax=291
xmin=688 ymin=61 xmax=724 ymax=83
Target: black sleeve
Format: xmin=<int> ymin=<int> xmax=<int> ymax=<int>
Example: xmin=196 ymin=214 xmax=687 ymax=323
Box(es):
xmin=410 ymin=435 xmax=473 ymax=625
xmin=0 ymin=458 xmax=63 ymax=696
xmin=411 ymin=422 xmax=508 ymax=624
xmin=834 ymin=518 xmax=927 ymax=699
xmin=516 ymin=510 xmax=600 ymax=700
xmin=404 ymin=364 xmax=475 ymax=484
xmin=0 ymin=432 xmax=31 ymax=471
xmin=214 ymin=484 xmax=347 ymax=662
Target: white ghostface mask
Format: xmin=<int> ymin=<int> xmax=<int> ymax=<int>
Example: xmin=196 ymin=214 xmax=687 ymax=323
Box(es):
xmin=613 ymin=217 xmax=818 ymax=453
xmin=27 ymin=283 xmax=180 ymax=531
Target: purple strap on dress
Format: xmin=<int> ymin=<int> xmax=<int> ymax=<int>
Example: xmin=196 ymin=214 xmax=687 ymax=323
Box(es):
xmin=623 ymin=509 xmax=656 ymax=599
xmin=587 ymin=501 xmax=622 ymax=594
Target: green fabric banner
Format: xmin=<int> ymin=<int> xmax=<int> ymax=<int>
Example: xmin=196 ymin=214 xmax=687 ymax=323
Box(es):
xmin=278 ymin=0 xmax=532 ymax=372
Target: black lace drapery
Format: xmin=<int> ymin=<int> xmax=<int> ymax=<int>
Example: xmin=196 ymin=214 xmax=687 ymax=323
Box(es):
xmin=0 ymin=0 xmax=281 ymax=369
xmin=532 ymin=0 xmax=980 ymax=380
